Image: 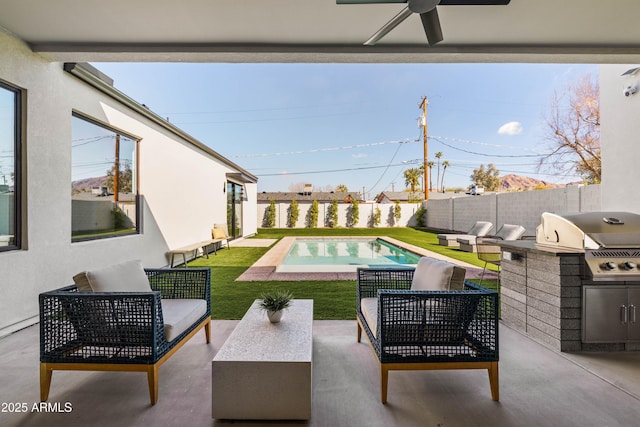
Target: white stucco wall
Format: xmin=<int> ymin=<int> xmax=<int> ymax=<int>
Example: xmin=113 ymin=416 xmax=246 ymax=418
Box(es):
xmin=0 ymin=31 xmax=256 ymax=336
xmin=257 ymin=201 xmax=422 ymax=228
xmin=600 ymin=64 xmax=640 ymax=213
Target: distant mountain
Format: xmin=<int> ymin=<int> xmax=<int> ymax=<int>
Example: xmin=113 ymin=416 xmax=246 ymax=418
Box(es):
xmin=72 ymin=176 xmax=107 ymax=193
xmin=499 ymin=174 xmax=564 ymax=191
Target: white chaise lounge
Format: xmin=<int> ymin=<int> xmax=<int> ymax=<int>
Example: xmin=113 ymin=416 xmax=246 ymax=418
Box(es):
xmin=437 ymin=221 xmax=493 ymax=248
xmin=457 ymin=223 xmax=526 ymax=252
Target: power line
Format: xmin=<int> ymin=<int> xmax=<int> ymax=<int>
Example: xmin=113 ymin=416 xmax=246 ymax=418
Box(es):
xmin=232 ymin=137 xmax=419 ymax=158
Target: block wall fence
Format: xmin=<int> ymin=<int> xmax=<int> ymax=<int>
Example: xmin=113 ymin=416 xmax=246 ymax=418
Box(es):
xmin=256 ymin=185 xmax=601 ymax=233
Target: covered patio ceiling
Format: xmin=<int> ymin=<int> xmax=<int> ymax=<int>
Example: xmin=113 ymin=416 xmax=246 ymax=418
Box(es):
xmin=1 ymin=0 xmax=640 ymax=63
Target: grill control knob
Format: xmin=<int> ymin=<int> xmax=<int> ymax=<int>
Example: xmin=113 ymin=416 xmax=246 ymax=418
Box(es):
xmin=620 ymin=261 xmax=638 ymax=270
xmin=601 ymin=262 xmax=617 ymax=271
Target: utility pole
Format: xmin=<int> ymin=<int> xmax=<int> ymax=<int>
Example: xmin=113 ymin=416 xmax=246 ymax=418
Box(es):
xmin=419 ymin=96 xmax=429 ymax=201
xmin=114 ymin=134 xmax=120 ymax=202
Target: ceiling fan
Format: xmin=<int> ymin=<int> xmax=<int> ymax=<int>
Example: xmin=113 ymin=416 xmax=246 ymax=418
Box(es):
xmin=337 ymin=0 xmax=511 ymax=46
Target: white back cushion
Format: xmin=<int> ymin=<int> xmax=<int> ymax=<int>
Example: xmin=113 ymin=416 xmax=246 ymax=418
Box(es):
xmin=497 ymin=224 xmax=526 ymax=240
xmin=85 ymin=260 xmax=152 ymax=293
xmin=411 ymin=257 xmax=456 ymax=291
xmin=468 ymin=221 xmax=493 ymax=236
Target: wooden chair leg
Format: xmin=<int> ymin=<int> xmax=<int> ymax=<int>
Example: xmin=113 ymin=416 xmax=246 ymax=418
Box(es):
xmin=357 ymin=321 xmax=362 ymax=343
xmin=488 ymin=361 xmax=499 ymax=401
xmin=40 ymin=363 xmax=52 ymax=401
xmin=147 ymin=365 xmax=159 ymax=405
xmin=204 ymin=319 xmax=211 ymax=344
xmin=380 ymin=365 xmax=389 ymax=404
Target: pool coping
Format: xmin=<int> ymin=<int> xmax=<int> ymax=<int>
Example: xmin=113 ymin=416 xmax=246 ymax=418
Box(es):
xmin=236 ymin=236 xmax=489 ymax=282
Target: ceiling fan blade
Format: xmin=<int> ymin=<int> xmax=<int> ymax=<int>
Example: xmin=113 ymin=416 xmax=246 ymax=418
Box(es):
xmin=420 ymin=8 xmax=443 ymax=45
xmin=364 ymin=6 xmax=414 ymax=46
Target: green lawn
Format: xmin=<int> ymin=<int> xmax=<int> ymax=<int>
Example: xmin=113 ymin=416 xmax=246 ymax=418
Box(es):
xmin=188 ymin=227 xmax=498 ymax=320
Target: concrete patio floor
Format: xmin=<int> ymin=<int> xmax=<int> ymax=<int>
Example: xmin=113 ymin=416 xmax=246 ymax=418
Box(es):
xmin=1 ymin=320 xmax=639 ymax=427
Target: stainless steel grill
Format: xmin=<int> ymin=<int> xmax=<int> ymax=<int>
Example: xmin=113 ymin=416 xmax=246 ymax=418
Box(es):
xmin=536 ymin=211 xmax=640 ymax=282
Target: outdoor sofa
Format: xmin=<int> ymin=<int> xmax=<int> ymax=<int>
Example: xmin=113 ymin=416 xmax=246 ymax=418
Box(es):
xmin=356 ymin=257 xmax=499 ymax=403
xmin=437 ymin=221 xmax=493 ymax=248
xmin=39 ymin=260 xmax=211 ymax=405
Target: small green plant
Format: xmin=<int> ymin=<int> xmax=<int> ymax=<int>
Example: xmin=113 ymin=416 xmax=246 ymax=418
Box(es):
xmin=347 ymin=199 xmax=359 ymax=227
xmin=258 ymin=289 xmax=294 ymax=312
xmin=327 ymin=199 xmax=339 ymax=228
xmin=266 ymin=199 xmax=276 ymax=228
xmin=111 ymin=206 xmax=126 ymax=230
xmin=393 ymin=201 xmax=402 ymax=226
xmin=307 ymin=200 xmax=319 ymax=228
xmin=373 ymin=206 xmax=381 ymax=227
xmin=288 ymin=199 xmax=299 ymax=228
xmin=414 ymin=205 xmax=426 ymax=227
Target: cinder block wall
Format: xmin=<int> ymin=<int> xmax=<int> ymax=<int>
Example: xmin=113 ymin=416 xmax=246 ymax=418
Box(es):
xmin=426 ymin=185 xmax=601 ymax=235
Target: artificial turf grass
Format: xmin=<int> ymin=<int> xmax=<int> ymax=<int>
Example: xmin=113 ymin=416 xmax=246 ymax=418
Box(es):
xmin=189 ymin=227 xmax=498 ymax=320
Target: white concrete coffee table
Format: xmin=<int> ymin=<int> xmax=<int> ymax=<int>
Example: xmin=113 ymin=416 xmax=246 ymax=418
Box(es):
xmin=211 ymin=299 xmax=313 ymax=420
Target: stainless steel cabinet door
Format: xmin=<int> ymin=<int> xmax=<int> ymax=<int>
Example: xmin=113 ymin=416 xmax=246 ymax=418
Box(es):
xmin=583 ymin=286 xmax=628 ymax=343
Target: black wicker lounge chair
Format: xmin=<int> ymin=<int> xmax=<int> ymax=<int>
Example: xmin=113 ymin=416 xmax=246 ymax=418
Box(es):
xmin=39 ymin=265 xmax=211 ymax=405
xmin=356 ymin=258 xmax=499 ymax=403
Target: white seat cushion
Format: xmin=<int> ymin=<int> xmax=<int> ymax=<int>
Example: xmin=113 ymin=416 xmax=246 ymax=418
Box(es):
xmin=411 ymin=257 xmax=466 ymax=291
xmin=161 ymin=299 xmax=207 ymax=342
xmin=83 ymin=260 xmax=152 ymax=293
xmin=360 ymin=297 xmax=379 ymax=338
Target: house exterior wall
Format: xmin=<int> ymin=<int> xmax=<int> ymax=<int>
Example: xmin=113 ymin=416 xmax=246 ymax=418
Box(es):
xmin=600 ymin=64 xmax=640 ymax=214
xmin=0 ymin=31 xmax=256 ymax=336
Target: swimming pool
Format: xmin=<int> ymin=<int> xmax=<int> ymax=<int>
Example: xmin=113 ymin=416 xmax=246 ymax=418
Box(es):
xmin=275 ymin=237 xmax=421 ymax=273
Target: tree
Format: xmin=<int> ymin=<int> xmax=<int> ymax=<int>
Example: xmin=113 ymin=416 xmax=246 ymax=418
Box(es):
xmin=327 ymin=199 xmax=339 ymax=228
xmin=347 ymin=200 xmax=359 ymax=228
xmin=265 ymin=199 xmax=276 ymax=228
xmin=435 ymin=152 xmax=443 ymax=191
xmin=403 ymin=168 xmax=421 ymax=193
xmin=307 ymin=200 xmax=319 ymax=228
xmin=540 ymin=73 xmax=600 ymax=184
xmin=369 ymin=206 xmax=381 ymax=228
xmin=287 ymin=199 xmax=299 ymax=228
xmin=440 ymin=160 xmax=450 ymax=192
xmin=105 ymin=163 xmax=132 ymax=193
xmin=427 ymin=161 xmax=434 ymax=192
xmin=471 ymin=163 xmax=500 ymax=191
xmin=393 ymin=201 xmax=402 ymax=226
xmin=335 ymin=184 xmax=348 ymax=192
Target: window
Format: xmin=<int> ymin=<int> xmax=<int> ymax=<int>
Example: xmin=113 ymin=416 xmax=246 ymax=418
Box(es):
xmin=0 ymin=81 xmax=20 ymax=251
xmin=71 ymin=113 xmax=139 ymax=241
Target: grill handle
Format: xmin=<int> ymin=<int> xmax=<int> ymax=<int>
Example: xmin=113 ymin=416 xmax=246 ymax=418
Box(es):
xmin=621 ymin=305 xmax=628 ymax=324
xmin=630 ymin=305 xmax=637 ymax=324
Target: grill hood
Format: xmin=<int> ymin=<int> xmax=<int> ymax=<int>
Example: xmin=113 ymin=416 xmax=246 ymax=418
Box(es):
xmin=536 ymin=211 xmax=640 ymax=250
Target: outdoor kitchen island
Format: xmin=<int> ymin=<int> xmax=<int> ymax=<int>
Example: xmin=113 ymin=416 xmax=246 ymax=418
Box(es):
xmin=499 ymin=212 xmax=640 ymax=353
xmin=498 ymin=239 xmax=585 ymax=352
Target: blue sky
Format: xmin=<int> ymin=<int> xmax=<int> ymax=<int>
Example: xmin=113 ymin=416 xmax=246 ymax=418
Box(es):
xmin=93 ymin=62 xmax=598 ymax=198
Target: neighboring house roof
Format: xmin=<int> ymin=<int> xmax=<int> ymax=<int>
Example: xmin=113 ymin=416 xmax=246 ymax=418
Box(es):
xmin=376 ymin=191 xmax=425 ymax=203
xmin=257 ymin=191 xmax=363 ymax=203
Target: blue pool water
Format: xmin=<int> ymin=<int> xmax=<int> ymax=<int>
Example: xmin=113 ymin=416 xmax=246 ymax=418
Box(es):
xmin=276 ymin=238 xmax=420 ymax=273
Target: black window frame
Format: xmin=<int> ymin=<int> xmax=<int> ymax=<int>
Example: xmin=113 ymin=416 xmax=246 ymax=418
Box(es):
xmin=71 ymin=111 xmax=141 ymax=243
xmin=0 ymin=80 xmax=22 ymax=253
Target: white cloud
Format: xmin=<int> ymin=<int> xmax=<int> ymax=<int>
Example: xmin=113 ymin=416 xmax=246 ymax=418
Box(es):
xmin=352 ymin=153 xmax=367 ymax=159
xmin=498 ymin=121 xmax=523 ymax=135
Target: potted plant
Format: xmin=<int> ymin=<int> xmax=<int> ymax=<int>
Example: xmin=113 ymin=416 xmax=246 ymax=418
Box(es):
xmin=259 ymin=289 xmax=294 ymax=323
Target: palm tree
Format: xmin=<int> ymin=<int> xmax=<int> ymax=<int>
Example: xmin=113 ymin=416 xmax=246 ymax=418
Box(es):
xmin=435 ymin=152 xmax=443 ymax=192
xmin=427 ymin=161 xmax=435 ymax=192
xmin=440 ymin=160 xmax=450 ymax=192
xmin=403 ymin=168 xmax=421 ymax=193
xmin=335 ymin=183 xmax=348 ymax=192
